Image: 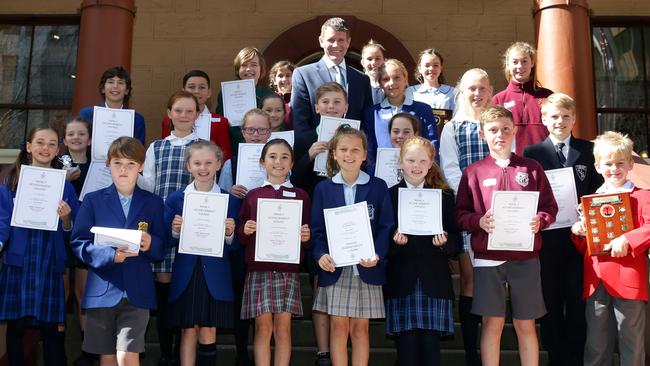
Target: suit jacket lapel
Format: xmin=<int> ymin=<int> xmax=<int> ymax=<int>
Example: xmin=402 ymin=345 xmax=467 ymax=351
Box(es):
xmin=317 ymin=59 xmax=333 ymax=84
xmin=566 ymin=137 xmax=581 ymax=167
xmin=104 ymin=185 xmax=127 ymax=226
xmin=542 ymin=138 xmax=563 ymax=169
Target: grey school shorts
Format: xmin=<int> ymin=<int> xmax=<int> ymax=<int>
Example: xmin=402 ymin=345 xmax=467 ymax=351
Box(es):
xmin=83 ymin=299 xmax=150 ymax=354
xmin=472 ymin=258 xmax=546 ymax=320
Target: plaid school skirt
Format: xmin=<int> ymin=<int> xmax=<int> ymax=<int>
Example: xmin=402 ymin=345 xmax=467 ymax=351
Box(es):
xmin=313 ymin=266 xmax=385 ymax=319
xmin=152 ymin=246 xmax=176 ymax=273
xmin=0 ymin=231 xmax=65 ymax=323
xmin=385 ymin=279 xmax=454 ymax=336
xmin=240 ymin=271 xmax=302 ymax=319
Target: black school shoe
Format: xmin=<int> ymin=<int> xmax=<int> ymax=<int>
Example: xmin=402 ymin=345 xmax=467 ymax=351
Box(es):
xmin=315 ymin=352 xmax=332 ymax=366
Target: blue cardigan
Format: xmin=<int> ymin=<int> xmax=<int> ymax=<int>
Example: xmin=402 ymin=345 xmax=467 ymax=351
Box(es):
xmin=311 ymin=176 xmax=394 ymax=286
xmin=79 ymin=103 xmax=146 ymax=145
xmin=71 ymin=185 xmax=165 ymax=309
xmin=165 ymin=187 xmax=241 ymax=302
xmin=0 ymin=182 xmax=79 ymax=273
xmin=362 ymin=100 xmax=439 ymax=173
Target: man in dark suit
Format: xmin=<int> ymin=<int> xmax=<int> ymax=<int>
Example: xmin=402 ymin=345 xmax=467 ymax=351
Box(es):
xmin=291 ymin=17 xmax=373 ymax=159
xmin=523 ymin=93 xmax=603 ymax=366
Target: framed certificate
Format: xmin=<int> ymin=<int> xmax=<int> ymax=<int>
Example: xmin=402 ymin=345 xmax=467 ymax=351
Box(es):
xmin=11 ymin=166 xmax=67 ymax=231
xmin=80 ymin=161 xmax=113 ymax=201
xmin=178 ymin=191 xmax=229 ymax=257
xmin=398 ymin=188 xmax=443 ymax=235
xmin=270 ymin=130 xmax=294 ymax=147
xmin=313 ymin=117 xmax=361 ymax=173
xmin=544 ymin=167 xmax=578 ymax=230
xmin=235 ymin=143 xmax=266 ymax=190
xmin=254 ymin=198 xmax=302 ymax=264
xmin=221 ymin=79 xmax=257 ymax=127
xmin=580 ymin=192 xmax=635 ymax=256
xmin=324 ymin=201 xmax=375 ymax=267
xmin=375 ymin=148 xmax=401 ymax=188
xmin=91 ymin=106 xmax=135 ymax=161
xmin=488 ymin=191 xmax=539 ymax=251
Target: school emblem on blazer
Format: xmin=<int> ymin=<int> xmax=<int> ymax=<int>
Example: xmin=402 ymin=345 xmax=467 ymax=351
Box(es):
xmin=367 ymin=204 xmax=375 ymax=220
xmin=515 ymin=172 xmax=529 ymax=187
xmin=575 ymin=165 xmax=587 ymax=181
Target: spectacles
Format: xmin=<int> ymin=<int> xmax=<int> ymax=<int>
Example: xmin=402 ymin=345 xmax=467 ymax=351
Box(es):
xmin=242 ymin=127 xmax=271 ymax=135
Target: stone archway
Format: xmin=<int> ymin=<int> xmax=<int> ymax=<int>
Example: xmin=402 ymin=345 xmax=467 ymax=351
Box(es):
xmin=261 ymin=16 xmax=416 ymax=84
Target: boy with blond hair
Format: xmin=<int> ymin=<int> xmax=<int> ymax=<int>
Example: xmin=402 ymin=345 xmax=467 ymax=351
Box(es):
xmin=571 ymin=131 xmax=650 ymax=366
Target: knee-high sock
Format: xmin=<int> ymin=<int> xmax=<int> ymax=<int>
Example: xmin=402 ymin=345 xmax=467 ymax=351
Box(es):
xmin=155 ymin=282 xmax=173 ymax=360
xmin=197 ymin=342 xmax=217 ymax=366
xmin=397 ymin=330 xmax=419 ymax=365
xmin=418 ymin=329 xmax=441 ymax=366
xmin=40 ymin=322 xmax=65 ymax=366
xmin=6 ymin=319 xmax=26 ymax=366
xmin=459 ymin=295 xmax=480 ymax=365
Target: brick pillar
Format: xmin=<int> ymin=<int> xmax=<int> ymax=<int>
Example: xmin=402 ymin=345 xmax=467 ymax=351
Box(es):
xmin=533 ymin=0 xmax=597 ymax=139
xmin=71 ymin=0 xmax=136 ymax=114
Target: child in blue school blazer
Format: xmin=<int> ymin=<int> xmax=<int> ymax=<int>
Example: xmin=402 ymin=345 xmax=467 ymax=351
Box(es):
xmin=311 ymin=125 xmax=394 ymax=365
xmin=0 ymin=127 xmax=79 ymax=366
xmin=71 ymin=137 xmax=165 ymax=366
xmin=164 ymin=141 xmax=240 ymax=366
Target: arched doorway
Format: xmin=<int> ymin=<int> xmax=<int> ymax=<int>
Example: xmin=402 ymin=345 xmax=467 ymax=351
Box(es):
xmin=261 ymin=16 xmax=416 ymax=85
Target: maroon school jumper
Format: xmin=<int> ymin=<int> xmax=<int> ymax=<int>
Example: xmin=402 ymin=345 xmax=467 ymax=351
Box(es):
xmin=493 ymin=80 xmax=553 ymax=155
xmin=236 ymin=184 xmax=311 ymax=273
xmin=454 ymin=153 xmax=558 ymax=261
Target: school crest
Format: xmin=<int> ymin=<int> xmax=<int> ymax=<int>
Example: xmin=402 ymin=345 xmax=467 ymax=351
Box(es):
xmin=575 ymin=165 xmax=587 ymax=181
xmin=367 ymin=204 xmax=375 ymax=220
xmin=515 ymin=172 xmax=529 ymax=187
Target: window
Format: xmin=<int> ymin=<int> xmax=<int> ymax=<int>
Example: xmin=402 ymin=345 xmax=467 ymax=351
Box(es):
xmin=592 ymin=18 xmax=649 ymax=157
xmin=0 ymin=17 xmax=79 ymax=150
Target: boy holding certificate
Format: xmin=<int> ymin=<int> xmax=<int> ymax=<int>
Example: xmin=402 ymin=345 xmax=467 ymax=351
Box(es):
xmin=71 ymin=137 xmax=165 ymax=366
xmin=570 ymin=131 xmax=650 ymax=366
xmin=78 ymin=66 xmax=146 ymax=144
xmin=454 ymin=106 xmax=558 ymax=366
xmin=522 ymin=93 xmax=602 ymax=365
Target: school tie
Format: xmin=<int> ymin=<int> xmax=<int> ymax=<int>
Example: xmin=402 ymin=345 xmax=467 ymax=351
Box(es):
xmin=555 ymin=142 xmax=566 ymax=166
xmin=334 ymin=65 xmax=346 ymax=87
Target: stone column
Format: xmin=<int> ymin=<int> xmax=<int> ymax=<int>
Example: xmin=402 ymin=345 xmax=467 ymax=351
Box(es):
xmin=534 ymin=0 xmax=597 ymax=139
xmin=71 ymin=0 xmax=136 ymax=114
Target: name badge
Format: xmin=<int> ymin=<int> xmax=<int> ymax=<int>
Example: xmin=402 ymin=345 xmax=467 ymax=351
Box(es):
xmin=282 ymin=191 xmax=296 ymax=198
xmin=379 ymin=109 xmax=393 ymax=120
xmin=483 ymin=178 xmax=497 ymax=187
xmin=503 ymin=101 xmax=515 ymax=109
xmin=210 ymin=117 xmax=221 ymax=123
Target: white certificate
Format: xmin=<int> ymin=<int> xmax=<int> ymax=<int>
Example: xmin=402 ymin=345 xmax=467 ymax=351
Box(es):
xmin=91 ymin=106 xmax=135 ymax=161
xmin=80 ymin=161 xmax=113 ymax=201
xmin=488 ymin=191 xmax=539 ymax=251
xmin=255 ymin=198 xmax=302 ymax=264
xmin=221 ymin=79 xmax=257 ymax=127
xmin=398 ymin=188 xmax=443 ymax=235
xmin=544 ymin=167 xmax=578 ymax=230
xmin=11 ymin=166 xmax=66 ymax=231
xmin=235 ymin=143 xmax=266 ymax=190
xmin=313 ymin=117 xmax=361 ymax=173
xmin=324 ymin=201 xmax=375 ymax=267
xmin=179 ymin=191 xmax=229 ymax=258
xmin=270 ymin=130 xmax=294 ymax=148
xmin=91 ymin=226 xmax=142 ymax=254
xmin=375 ymin=148 xmax=401 ymax=188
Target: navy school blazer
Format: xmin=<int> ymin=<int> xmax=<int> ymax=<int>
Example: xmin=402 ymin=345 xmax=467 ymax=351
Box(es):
xmin=311 ymin=176 xmax=394 ymax=287
xmin=165 ymin=187 xmax=241 ymax=302
xmin=71 ymin=184 xmax=165 ymax=309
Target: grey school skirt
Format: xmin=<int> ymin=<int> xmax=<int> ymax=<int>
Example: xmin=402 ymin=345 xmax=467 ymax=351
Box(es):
xmin=313 ymin=266 xmax=385 ymax=319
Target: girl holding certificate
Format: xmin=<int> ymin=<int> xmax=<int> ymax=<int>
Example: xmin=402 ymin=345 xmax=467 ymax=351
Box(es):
xmin=386 ymin=136 xmax=459 ymax=365
xmin=164 ymin=141 xmax=239 ymax=366
xmin=311 ymin=125 xmax=394 ymax=366
xmin=0 ymin=127 xmax=79 ymax=366
xmin=237 ymin=139 xmax=311 ymax=366
xmin=141 ymin=90 xmax=201 ymax=365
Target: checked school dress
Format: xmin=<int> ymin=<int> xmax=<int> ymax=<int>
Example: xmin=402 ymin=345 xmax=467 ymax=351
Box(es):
xmin=146 ymin=134 xmax=198 ymax=273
